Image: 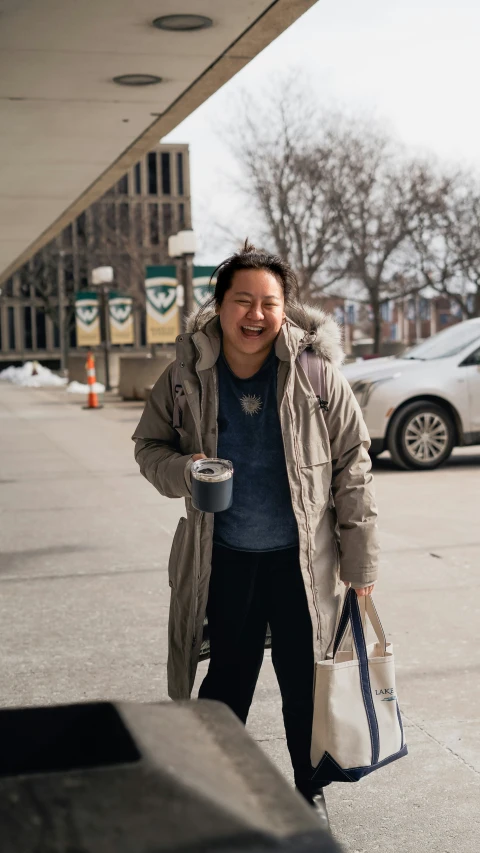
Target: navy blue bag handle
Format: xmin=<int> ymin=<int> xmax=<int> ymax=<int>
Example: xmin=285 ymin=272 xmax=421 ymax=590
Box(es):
xmin=333 ymin=589 xmax=386 ymax=658
xmin=332 ymin=589 xmax=381 ymax=765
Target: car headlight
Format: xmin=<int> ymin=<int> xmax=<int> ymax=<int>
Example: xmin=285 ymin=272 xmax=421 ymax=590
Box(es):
xmin=350 ymin=374 xmax=400 ymax=409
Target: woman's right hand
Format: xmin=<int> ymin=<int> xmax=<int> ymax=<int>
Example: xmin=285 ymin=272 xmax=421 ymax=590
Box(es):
xmin=192 ymin=453 xmax=207 ymax=462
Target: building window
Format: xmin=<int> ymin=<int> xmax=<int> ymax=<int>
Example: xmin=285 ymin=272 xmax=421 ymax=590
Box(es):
xmin=62 ymin=224 xmax=73 ymax=249
xmin=177 ymin=152 xmax=184 ymax=195
xmin=117 ymin=174 xmax=129 ymax=195
xmin=419 ymin=298 xmax=431 ymax=321
xmin=53 ymin=318 xmax=60 ymax=348
xmin=24 ymin=307 xmax=33 ymax=350
xmin=105 ymin=203 xmax=117 ymax=246
xmin=140 ymin=310 xmax=146 ymax=347
xmin=148 ymin=153 xmax=158 ymax=195
xmin=162 ymin=203 xmax=173 ymax=236
xmin=8 ymin=307 xmax=15 ymax=350
xmin=69 ymin=322 xmax=77 ymax=348
xmin=91 ymin=203 xmax=103 ymax=251
xmin=4 ymin=278 xmax=14 ymax=297
xmin=36 ymin=309 xmax=46 ymax=349
xmin=77 ymin=212 xmax=87 ymax=250
xmin=380 ymin=301 xmax=393 ymax=323
xmin=149 ymin=204 xmax=159 ymax=244
xmin=133 ymin=203 xmax=143 ymax=244
xmin=119 ymin=203 xmax=130 ymax=240
xmin=178 ymin=203 xmax=185 ymax=229
xmin=65 ymin=256 xmax=75 ymax=292
xmin=116 ymin=255 xmax=131 ymax=292
xmin=134 ymin=162 xmax=142 ymax=194
xmin=20 ymin=270 xmax=31 ymax=298
xmin=161 ymin=152 xmax=171 ymax=195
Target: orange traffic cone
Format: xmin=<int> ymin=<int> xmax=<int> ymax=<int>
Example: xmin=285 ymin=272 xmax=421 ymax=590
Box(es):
xmin=83 ymin=351 xmax=103 ymax=410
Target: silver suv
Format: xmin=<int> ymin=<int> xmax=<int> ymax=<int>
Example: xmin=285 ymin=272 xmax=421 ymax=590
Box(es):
xmin=342 ymin=318 xmax=480 ymax=470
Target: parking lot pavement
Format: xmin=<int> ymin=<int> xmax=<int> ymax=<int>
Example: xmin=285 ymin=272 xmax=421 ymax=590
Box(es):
xmin=1 ymin=382 xmax=479 ymax=851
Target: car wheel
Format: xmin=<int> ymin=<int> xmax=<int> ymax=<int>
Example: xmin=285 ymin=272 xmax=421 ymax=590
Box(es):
xmin=388 ymin=401 xmax=455 ymax=470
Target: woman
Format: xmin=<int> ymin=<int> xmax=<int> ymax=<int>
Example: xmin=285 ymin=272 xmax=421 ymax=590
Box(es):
xmin=133 ymin=243 xmax=379 ymax=817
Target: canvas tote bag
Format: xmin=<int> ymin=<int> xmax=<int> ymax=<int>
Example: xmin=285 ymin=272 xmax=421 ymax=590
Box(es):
xmin=311 ymin=588 xmax=407 ymax=786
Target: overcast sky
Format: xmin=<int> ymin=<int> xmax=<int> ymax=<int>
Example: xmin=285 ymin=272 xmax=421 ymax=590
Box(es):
xmin=164 ymin=0 xmax=480 ymax=264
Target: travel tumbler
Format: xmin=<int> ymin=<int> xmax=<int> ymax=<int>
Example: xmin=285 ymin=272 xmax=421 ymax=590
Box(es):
xmin=191 ymin=458 xmax=233 ymax=513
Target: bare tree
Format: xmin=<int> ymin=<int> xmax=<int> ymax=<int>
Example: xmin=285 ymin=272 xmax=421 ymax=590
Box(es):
xmin=326 ymin=122 xmax=448 ymax=351
xmin=225 ymin=79 xmax=446 ymax=350
xmin=413 ymin=176 xmax=480 ymax=319
xmin=226 ymin=79 xmax=345 ymax=299
xmin=20 ymin=241 xmax=77 ymax=344
xmin=454 ymin=187 xmax=480 ymax=317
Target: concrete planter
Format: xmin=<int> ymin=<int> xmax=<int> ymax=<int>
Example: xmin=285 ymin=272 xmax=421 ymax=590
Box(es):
xmin=119 ymin=353 xmax=175 ymax=400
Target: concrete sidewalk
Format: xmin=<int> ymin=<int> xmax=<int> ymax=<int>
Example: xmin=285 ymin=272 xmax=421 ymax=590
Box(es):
xmin=0 ymin=382 xmax=479 ymax=852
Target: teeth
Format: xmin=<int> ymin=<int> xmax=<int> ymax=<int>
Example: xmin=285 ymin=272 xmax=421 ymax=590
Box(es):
xmin=242 ymin=326 xmax=263 ymax=331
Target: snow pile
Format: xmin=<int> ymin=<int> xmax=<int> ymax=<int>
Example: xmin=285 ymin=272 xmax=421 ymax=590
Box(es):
xmin=0 ymin=361 xmax=67 ymax=388
xmin=0 ymin=361 xmax=106 ymax=395
xmin=66 ymin=381 xmax=105 ymax=394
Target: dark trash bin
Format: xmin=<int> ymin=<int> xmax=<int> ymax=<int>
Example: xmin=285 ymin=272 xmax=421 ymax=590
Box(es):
xmin=0 ymin=699 xmax=340 ymax=853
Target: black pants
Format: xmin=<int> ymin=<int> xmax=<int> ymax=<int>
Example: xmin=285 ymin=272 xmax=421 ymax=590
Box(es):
xmin=198 ymin=543 xmax=318 ymax=798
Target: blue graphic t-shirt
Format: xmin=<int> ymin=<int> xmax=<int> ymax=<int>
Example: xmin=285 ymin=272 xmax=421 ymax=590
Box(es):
xmin=213 ymin=347 xmax=299 ymax=552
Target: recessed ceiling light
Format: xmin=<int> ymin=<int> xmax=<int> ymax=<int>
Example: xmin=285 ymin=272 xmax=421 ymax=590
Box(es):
xmin=113 ymin=74 xmax=162 ymax=86
xmin=152 ymin=14 xmax=213 ymax=31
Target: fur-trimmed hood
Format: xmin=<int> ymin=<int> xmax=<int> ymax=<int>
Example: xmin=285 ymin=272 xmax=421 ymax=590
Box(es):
xmin=186 ymin=303 xmax=344 ymax=366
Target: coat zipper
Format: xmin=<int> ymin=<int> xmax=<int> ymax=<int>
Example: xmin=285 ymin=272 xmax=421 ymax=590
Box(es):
xmin=282 ymin=360 xmax=322 ymax=642
xmin=190 ymin=353 xmax=213 ymax=649
xmin=191 ymin=513 xmax=202 ymax=649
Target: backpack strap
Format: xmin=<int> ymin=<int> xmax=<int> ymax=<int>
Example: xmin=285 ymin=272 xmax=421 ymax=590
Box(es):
xmin=171 ymin=361 xmax=187 ymax=433
xmin=172 ymin=349 xmax=328 ymax=431
xmin=298 ymin=348 xmax=329 ymax=412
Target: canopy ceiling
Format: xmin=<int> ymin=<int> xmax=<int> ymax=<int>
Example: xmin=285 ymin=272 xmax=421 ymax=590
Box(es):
xmin=0 ymin=0 xmax=316 ymax=284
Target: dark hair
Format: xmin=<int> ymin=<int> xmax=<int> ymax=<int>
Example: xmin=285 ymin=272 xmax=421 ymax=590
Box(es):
xmin=193 ymin=240 xmax=311 ymax=332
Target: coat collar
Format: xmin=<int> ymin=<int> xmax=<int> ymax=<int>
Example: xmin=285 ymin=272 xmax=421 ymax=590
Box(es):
xmin=190 ymin=315 xmax=310 ymax=372
xmin=186 ymin=301 xmax=344 ymax=368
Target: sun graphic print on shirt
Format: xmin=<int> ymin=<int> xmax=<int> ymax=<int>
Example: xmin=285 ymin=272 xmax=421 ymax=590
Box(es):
xmin=240 ymin=393 xmax=263 ymax=416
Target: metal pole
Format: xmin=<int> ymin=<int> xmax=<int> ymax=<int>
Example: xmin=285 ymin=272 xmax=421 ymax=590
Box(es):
xmin=415 ymin=294 xmax=422 ymax=343
xmin=430 ymin=297 xmax=437 ymax=337
xmin=102 ymin=284 xmax=111 ymax=391
xmin=58 ymin=251 xmax=67 ymax=375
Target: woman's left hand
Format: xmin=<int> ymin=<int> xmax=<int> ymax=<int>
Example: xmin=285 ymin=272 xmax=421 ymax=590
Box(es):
xmin=343 ymin=582 xmax=375 ymax=597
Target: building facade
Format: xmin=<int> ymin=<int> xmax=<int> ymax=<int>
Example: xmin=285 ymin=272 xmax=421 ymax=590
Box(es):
xmin=0 ymin=143 xmax=191 ymax=364
xmin=315 ymin=292 xmax=464 ymax=357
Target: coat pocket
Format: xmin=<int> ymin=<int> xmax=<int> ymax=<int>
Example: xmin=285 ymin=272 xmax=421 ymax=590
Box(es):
xmin=298 ymin=428 xmax=332 ymax=509
xmin=168 ymin=517 xmax=187 ymax=589
xmin=296 ymin=399 xmax=331 ymax=468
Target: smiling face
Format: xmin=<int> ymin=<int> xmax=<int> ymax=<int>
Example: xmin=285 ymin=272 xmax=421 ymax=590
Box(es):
xmin=216 ymin=269 xmax=285 ymax=363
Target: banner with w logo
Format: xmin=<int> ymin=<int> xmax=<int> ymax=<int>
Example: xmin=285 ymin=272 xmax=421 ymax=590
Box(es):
xmin=75 ymin=292 xmax=101 ymax=347
xmin=145 ymin=266 xmax=179 ymax=344
xmin=193 ymin=266 xmax=217 ymax=309
xmin=109 ymin=293 xmax=134 ymax=345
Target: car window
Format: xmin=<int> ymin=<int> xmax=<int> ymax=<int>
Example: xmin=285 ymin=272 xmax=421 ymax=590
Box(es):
xmin=402 ymin=322 xmax=480 ymax=360
xmin=461 ymin=346 xmax=480 ymax=366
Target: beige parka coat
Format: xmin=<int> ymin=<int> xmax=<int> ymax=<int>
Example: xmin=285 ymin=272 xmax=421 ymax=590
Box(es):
xmin=133 ymin=305 xmax=379 ymax=700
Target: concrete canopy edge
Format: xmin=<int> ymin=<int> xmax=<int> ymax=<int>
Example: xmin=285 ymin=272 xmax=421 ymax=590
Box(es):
xmin=0 ymin=0 xmax=317 ymax=287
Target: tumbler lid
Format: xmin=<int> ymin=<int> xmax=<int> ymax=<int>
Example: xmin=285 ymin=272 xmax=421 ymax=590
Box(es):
xmin=191 ymin=458 xmax=233 ymax=482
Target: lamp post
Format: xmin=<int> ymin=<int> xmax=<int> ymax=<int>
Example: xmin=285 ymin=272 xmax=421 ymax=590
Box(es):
xmin=57 ymin=250 xmax=68 ymax=376
xmin=168 ymin=229 xmax=197 ymax=332
xmin=91 ymin=266 xmax=114 ymax=391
